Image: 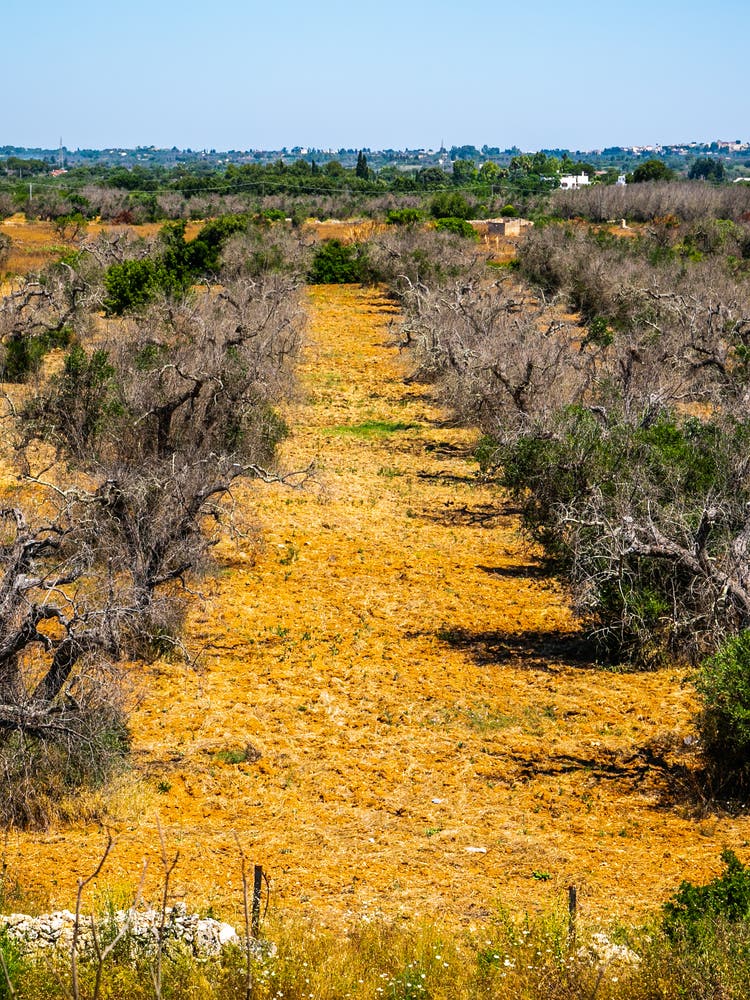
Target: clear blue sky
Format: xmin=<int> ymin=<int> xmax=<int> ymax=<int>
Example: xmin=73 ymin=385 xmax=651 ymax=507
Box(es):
xmin=2 ymin=0 xmax=747 ymax=152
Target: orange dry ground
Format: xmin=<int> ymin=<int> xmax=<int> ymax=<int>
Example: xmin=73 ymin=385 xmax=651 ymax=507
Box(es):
xmin=2 ymin=220 xmax=750 ymax=932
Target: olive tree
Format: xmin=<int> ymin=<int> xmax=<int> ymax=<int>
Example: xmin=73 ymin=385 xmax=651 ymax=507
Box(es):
xmin=0 ymin=245 xmax=306 ymax=825
xmin=405 ymin=224 xmax=750 ymax=665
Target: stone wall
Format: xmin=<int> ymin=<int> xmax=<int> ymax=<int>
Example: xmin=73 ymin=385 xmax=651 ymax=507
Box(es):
xmin=0 ymin=902 xmax=243 ymax=958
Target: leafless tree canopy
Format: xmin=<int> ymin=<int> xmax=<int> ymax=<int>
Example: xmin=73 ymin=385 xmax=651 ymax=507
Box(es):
xmin=551 ymin=179 xmax=750 ymax=224
xmin=0 ymin=228 xmax=306 ymax=824
xmin=396 ymin=220 xmax=750 ymax=665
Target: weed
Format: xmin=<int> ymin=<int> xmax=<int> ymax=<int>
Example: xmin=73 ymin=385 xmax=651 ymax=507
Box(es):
xmin=4 ymin=896 xmax=750 ymax=999
xmin=278 ymin=543 xmax=298 ymax=566
xmin=467 ymin=705 xmax=517 ymax=732
xmin=325 ymin=420 xmax=418 ymax=438
xmin=0 ymin=930 xmax=27 ymax=999
xmin=212 ymin=745 xmax=261 ymax=765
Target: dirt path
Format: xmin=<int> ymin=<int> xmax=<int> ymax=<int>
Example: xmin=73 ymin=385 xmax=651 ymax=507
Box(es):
xmin=9 ymin=283 xmax=750 ymax=927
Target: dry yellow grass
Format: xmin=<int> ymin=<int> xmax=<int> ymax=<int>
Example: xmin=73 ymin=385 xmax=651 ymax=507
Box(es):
xmin=2 ymin=281 xmax=748 ymax=931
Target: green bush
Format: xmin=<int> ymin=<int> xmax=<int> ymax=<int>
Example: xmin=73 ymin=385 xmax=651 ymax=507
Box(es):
xmin=429 ymin=191 xmax=474 ymax=220
xmin=1 ymin=324 xmax=73 ymax=382
xmin=583 ymin=314 xmax=613 ymax=347
xmin=386 ymin=208 xmax=423 ymax=226
xmin=697 ymin=632 xmax=750 ymax=784
xmin=103 ymin=257 xmax=166 ymax=315
xmin=22 ymin=345 xmax=125 ymax=459
xmin=188 ymin=214 xmax=249 ymax=271
xmin=257 ymin=208 xmax=287 ymax=223
xmin=433 ymin=217 xmax=478 ymax=240
xmin=103 ymin=215 xmax=251 ymax=314
xmin=308 ymin=239 xmax=365 ymax=283
xmin=663 ymin=849 xmax=750 ymax=939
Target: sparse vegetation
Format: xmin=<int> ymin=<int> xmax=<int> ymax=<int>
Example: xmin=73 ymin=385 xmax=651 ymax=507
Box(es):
xmin=4 ymin=179 xmax=750 ymax=984
xmin=2 ymin=888 xmax=750 ymax=999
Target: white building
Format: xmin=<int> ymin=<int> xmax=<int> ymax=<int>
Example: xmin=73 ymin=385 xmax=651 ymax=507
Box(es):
xmin=559 ymin=172 xmax=591 ymax=190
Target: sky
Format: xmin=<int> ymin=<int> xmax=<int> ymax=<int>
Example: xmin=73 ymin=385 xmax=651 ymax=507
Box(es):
xmin=2 ymin=0 xmax=748 ymax=152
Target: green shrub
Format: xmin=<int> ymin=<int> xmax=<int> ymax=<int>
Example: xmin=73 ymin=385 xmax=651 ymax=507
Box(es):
xmin=257 ymin=208 xmax=287 ymax=223
xmin=37 ymin=345 xmax=124 ymax=455
xmin=429 ymin=191 xmax=473 ymax=220
xmin=103 ymin=257 xmax=165 ymax=315
xmin=1 ymin=324 xmax=73 ymax=382
xmin=697 ymin=632 xmax=750 ymax=784
xmin=663 ymin=849 xmax=750 ymax=939
xmin=386 ymin=208 xmax=423 ymax=226
xmin=433 ymin=217 xmax=478 ymax=239
xmin=103 ymin=215 xmax=251 ymax=314
xmin=583 ymin=315 xmax=613 ymax=347
xmin=308 ymin=239 xmax=365 ymax=283
xmin=474 ymin=434 xmax=501 ymax=474
xmin=188 ymin=213 xmax=249 ymax=271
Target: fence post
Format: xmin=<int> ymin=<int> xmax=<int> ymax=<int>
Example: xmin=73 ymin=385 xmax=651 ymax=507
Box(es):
xmin=568 ymin=884 xmax=577 ymax=948
xmin=252 ymin=865 xmax=263 ymax=937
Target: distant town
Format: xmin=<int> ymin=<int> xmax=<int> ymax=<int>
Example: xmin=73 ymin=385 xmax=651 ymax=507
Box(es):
xmin=2 ymin=139 xmax=749 ymax=176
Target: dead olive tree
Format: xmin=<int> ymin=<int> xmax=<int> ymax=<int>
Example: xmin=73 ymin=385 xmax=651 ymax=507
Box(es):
xmin=407 ymin=222 xmax=750 ymax=665
xmin=364 ymin=226 xmax=485 ymax=319
xmin=0 ymin=264 xmax=305 ymax=825
xmin=22 ymin=270 xmax=305 ymax=621
xmin=400 ymin=276 xmax=588 ymax=441
xmin=0 ymin=255 xmax=104 ymax=381
xmin=0 ymin=501 xmax=129 ymax=827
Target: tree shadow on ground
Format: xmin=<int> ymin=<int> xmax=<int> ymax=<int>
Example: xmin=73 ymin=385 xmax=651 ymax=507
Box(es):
xmin=434 ymin=625 xmax=598 ymax=671
xmin=477 ymin=733 xmax=722 ymax=816
xmin=414 ymin=472 xmax=484 ymax=489
xmin=478 ymin=562 xmax=549 ymax=580
xmin=414 ymin=499 xmax=523 ymax=524
xmin=423 ymin=440 xmax=472 ymax=456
